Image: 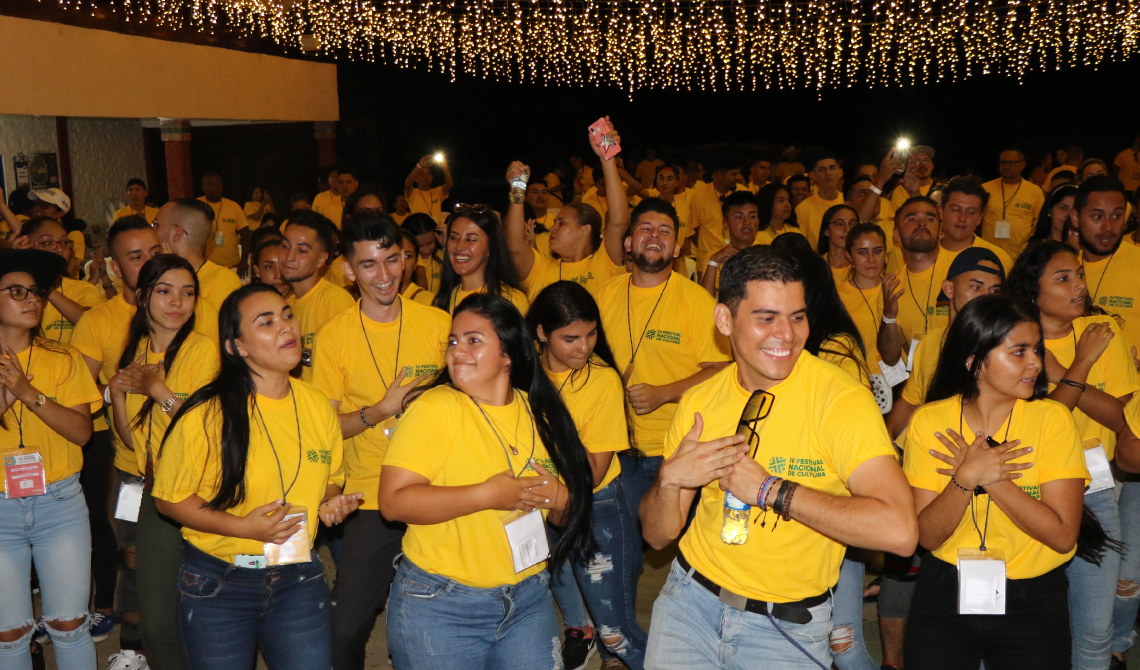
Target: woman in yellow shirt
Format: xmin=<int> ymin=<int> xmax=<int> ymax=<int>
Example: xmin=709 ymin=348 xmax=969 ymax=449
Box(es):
xmin=817 ymin=204 xmax=859 ymax=285
xmin=152 ymin=284 xmax=361 ymax=670
xmin=242 ymin=186 xmax=275 ymax=227
xmin=107 ymin=254 xmax=218 ymax=668
xmin=902 ymin=294 xmax=1088 ymax=669
xmin=1028 ymin=185 xmax=1078 ymax=246
xmin=0 ymin=249 xmax=101 ymax=669
xmin=754 ymin=182 xmax=802 ymax=244
xmin=403 ymin=213 xmax=443 ymax=294
xmin=527 ymin=281 xmax=646 ymax=669
xmin=838 ymin=223 xmax=890 ymax=391
xmin=379 ymin=293 xmax=594 ymax=669
xmin=431 ymin=206 xmax=530 ymax=315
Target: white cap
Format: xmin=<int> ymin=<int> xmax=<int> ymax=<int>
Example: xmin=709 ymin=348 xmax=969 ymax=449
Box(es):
xmin=29 ymin=188 xmax=72 ymax=215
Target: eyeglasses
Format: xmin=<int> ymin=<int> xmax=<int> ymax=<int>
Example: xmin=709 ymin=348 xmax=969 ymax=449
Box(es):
xmin=910 ymin=158 xmax=933 ymax=166
xmin=1 ymin=285 xmax=49 ymax=301
xmin=33 ymin=238 xmax=74 ymax=251
xmin=453 ymin=203 xmax=491 ymax=213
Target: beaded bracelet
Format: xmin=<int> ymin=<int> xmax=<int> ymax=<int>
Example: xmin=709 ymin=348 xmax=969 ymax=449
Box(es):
xmin=950 ymin=477 xmax=972 ymax=493
xmin=757 ymin=476 xmax=781 ymax=510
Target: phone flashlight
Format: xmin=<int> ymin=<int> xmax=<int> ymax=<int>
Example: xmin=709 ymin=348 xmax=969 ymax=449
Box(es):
xmin=433 ymin=153 xmax=444 ymax=163
xmin=894 ymin=138 xmax=911 ymax=172
xmin=896 ymin=138 xmax=911 ymax=150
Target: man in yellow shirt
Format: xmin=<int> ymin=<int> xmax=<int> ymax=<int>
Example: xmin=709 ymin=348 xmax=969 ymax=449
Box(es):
xmin=198 ymin=172 xmax=250 ymax=271
xmin=786 ymin=173 xmax=812 ymax=210
xmin=310 ymin=213 xmax=449 ymax=670
xmin=635 ymin=148 xmax=665 ymax=189
xmin=1113 ymin=135 xmax=1140 ymax=195
xmin=747 ymin=156 xmax=772 ymax=194
xmin=890 ymin=145 xmax=935 ymax=207
xmin=794 ymin=153 xmax=845 ymax=249
xmin=113 ymin=178 xmax=159 ymax=223
xmin=938 ymin=176 xmax=1014 ymax=274
xmin=525 ymin=180 xmax=558 ymax=240
xmin=640 ymin=246 xmax=917 ymax=669
xmin=1074 ymin=175 xmax=1140 ymax=353
xmin=690 ymin=155 xmax=748 ymax=270
xmin=404 ymin=155 xmax=454 ymax=221
xmin=153 ymin=199 xmax=242 ymax=309
xmin=981 ymin=148 xmax=1046 ymax=257
xmin=280 ymin=210 xmax=356 ymax=382
xmin=311 ymin=164 xmax=341 ymax=223
xmin=637 ymin=164 xmax=695 ymax=243
xmin=570 ymin=154 xmax=596 ymax=195
xmin=312 ymin=165 xmax=355 ymax=231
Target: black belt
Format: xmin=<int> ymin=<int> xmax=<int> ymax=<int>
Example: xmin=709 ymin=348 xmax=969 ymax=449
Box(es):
xmin=677 ymin=553 xmax=829 ymax=625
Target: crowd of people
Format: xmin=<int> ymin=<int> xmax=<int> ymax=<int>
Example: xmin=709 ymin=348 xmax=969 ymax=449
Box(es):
xmin=1 ymin=122 xmax=1140 ymax=670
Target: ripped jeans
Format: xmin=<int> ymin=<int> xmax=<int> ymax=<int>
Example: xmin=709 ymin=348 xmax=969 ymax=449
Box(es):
xmin=387 ymin=558 xmax=561 ymax=670
xmin=0 ymin=474 xmax=96 ymax=670
xmin=552 ymin=478 xmax=649 ymax=669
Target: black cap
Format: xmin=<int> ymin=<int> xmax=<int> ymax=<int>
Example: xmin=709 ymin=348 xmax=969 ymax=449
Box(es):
xmin=0 ymin=249 xmax=68 ymax=290
xmin=936 ymin=247 xmax=1005 ymax=302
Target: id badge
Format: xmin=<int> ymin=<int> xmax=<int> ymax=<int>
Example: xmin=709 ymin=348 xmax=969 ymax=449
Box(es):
xmin=3 ymin=449 xmax=47 ymax=499
xmin=878 ymin=357 xmax=910 ymax=388
xmin=214 ymin=231 xmax=225 ymax=247
xmin=1083 ymin=440 xmax=1115 ymax=496
xmin=957 ymin=547 xmax=1006 ymax=614
xmin=906 ymin=338 xmax=920 ymax=372
xmin=503 ymin=509 xmax=550 ymax=573
xmin=114 ymin=482 xmax=144 ymax=522
xmin=994 ymin=220 xmax=1011 ymax=239
xmin=263 ymin=505 xmax=312 ymax=566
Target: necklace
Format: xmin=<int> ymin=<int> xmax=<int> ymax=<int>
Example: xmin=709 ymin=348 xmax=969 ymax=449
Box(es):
xmin=624 ymin=275 xmax=670 ymax=382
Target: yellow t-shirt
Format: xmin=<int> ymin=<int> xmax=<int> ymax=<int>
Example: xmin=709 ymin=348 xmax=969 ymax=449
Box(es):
xmin=636 ymin=159 xmax=665 ymax=188
xmin=897 ymin=255 xmax=951 ymax=347
xmin=1115 ymin=149 xmax=1140 ymax=193
xmin=0 ymin=342 xmax=102 ymax=488
xmin=401 ymin=281 xmax=436 ymax=306
xmin=890 ymin=182 xmax=933 ymax=209
xmin=581 ymin=190 xmax=609 ymax=223
xmin=1043 ymin=315 xmax=1140 ymax=459
xmin=42 ymin=277 xmax=105 ymax=345
xmin=691 ymin=182 xmax=750 ymax=265
xmin=941 ymin=236 xmax=1015 ymax=277
xmin=647 ymin=188 xmax=695 ymax=241
xmin=901 ymin=326 xmax=947 ymax=406
xmin=981 ymin=178 xmax=1045 ymax=258
xmin=794 ymin=192 xmax=845 ymax=250
xmin=903 ymin=396 xmax=1089 ymax=577
xmin=382 ymin=385 xmax=557 ymax=587
xmin=244 ymin=201 xmax=277 ymax=224
xmin=311 ymin=190 xmax=343 ymax=230
xmin=521 ymin=248 xmax=626 ymax=302
xmin=1082 ymin=243 xmax=1140 ymax=352
xmin=311 ymin=298 xmax=449 ymax=508
xmin=391 ymin=212 xmax=410 ymax=226
xmin=443 ymin=285 xmax=530 ymax=316
xmin=595 ymin=273 xmax=731 ymax=455
xmin=408 ymin=187 xmax=446 ymax=220
xmin=669 ymin=356 xmax=895 ymax=602
xmin=198 ymin=197 xmax=249 ymax=268
xmin=197 ymin=260 xmax=242 ymax=310
xmin=837 ymin=280 xmax=885 ymax=369
xmin=68 ymin=231 xmax=86 ymax=263
xmin=113 ymin=205 xmax=159 ymax=224
xmin=1043 ymin=166 xmax=1078 ymax=192
xmin=291 ymin=279 xmax=356 ymax=383
xmin=119 ymin=333 xmax=219 ymax=474
xmin=417 ymin=255 xmax=443 ymax=294
xmin=548 ymin=362 xmax=628 ymax=492
xmin=754 ymin=225 xmax=805 ymax=247
xmin=153 ymin=379 xmax=345 ymax=563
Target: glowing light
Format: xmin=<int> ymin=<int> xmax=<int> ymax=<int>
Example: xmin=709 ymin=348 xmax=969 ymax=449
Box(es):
xmin=896 ymin=138 xmax=911 ymax=150
xmin=434 ymin=152 xmax=445 ymax=162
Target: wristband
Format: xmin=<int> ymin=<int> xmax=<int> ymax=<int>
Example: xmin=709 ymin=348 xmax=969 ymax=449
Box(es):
xmin=758 ymin=476 xmax=780 ymax=510
xmin=772 ymin=480 xmax=792 ymax=518
xmin=509 ymin=192 xmax=525 ymax=204
xmin=950 ymin=477 xmax=972 ymax=493
xmin=869 ymin=184 xmax=882 ymax=195
xmin=779 ymin=481 xmax=799 ymax=521
xmin=360 ymin=406 xmax=377 ymax=429
xmin=1058 ymin=378 xmax=1087 ymax=393
xmin=707 ymin=260 xmax=719 ymax=268
xmin=104 ymin=385 xmax=112 ymax=405
xmin=160 ymin=396 xmax=178 ymax=414
xmin=881 ymin=315 xmax=897 ymax=324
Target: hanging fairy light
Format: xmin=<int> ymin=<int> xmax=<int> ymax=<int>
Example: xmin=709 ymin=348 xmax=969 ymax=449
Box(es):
xmin=56 ymin=0 xmax=1140 ymax=93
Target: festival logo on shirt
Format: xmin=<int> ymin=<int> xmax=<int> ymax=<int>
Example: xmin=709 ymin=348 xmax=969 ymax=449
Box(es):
xmin=926 ymin=306 xmax=950 ymax=317
xmin=1018 ymin=483 xmax=1041 ymax=500
xmin=645 ymin=329 xmax=682 ymax=345
xmin=1097 ymin=295 xmax=1133 ymax=311
xmin=767 ymin=456 xmax=786 ymax=475
xmin=306 ymin=448 xmax=333 ymax=465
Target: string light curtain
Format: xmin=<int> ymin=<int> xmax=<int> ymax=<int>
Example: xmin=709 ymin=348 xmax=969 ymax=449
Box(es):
xmin=69 ymin=0 xmax=1140 ymax=91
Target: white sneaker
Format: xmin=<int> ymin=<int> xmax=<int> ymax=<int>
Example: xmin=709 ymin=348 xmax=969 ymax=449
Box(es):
xmin=107 ymin=650 xmax=149 ymax=670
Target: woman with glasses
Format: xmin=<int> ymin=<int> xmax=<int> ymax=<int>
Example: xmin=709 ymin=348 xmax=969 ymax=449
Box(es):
xmin=0 ymin=249 xmax=102 ymax=670
xmin=17 ymin=217 xmax=104 ymax=345
xmin=817 ymin=205 xmax=860 ymax=285
xmin=432 ymin=206 xmax=531 ymax=316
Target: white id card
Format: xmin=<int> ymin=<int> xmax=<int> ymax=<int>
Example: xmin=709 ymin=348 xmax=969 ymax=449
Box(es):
xmin=1083 ymin=442 xmax=1115 ymax=496
xmin=504 ymin=509 xmax=550 ymax=573
xmin=958 ymin=548 xmax=1006 ymax=614
xmin=906 ymin=338 xmax=921 ymax=372
xmin=994 ymin=220 xmax=1011 ymax=239
xmin=214 ymin=231 xmax=225 ymax=247
xmin=879 ymin=358 xmax=910 ymax=389
xmin=114 ymin=482 xmax=144 ymax=522
xmin=264 ymin=506 xmax=312 ymax=566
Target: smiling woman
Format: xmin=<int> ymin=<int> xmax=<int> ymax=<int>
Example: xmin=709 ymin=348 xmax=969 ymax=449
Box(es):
xmin=432 ymin=206 xmax=530 ymax=315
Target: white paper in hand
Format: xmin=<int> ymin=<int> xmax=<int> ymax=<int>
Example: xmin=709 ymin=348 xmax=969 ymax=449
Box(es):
xmin=1084 ymin=444 xmax=1115 ymax=496
xmin=505 ymin=509 xmax=550 ymax=573
xmin=879 ymin=357 xmax=910 ymax=388
xmin=114 ymin=482 xmax=144 ymax=522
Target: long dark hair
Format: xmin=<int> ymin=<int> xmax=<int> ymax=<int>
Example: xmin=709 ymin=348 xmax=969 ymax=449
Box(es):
xmin=770 ymin=233 xmax=867 ymax=378
xmin=420 ymin=293 xmax=594 ymax=564
xmin=118 ymin=255 xmax=198 ymax=429
xmin=161 ymin=283 xmax=278 ymax=511
xmin=1029 ymin=185 xmax=1078 ymax=245
xmin=816 ymin=204 xmax=859 ymax=256
xmin=1004 ymin=240 xmax=1081 ymax=311
xmin=756 ymin=182 xmax=798 ymax=231
xmin=432 ymin=207 xmax=521 ymax=311
xmin=526 ymin=281 xmax=638 ymax=455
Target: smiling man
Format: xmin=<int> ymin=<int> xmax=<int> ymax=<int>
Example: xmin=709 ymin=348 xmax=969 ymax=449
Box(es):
xmin=640 ymin=246 xmax=917 ymax=669
xmin=310 ymin=213 xmax=449 ymax=670
xmin=1074 ymin=175 xmax=1140 ymax=353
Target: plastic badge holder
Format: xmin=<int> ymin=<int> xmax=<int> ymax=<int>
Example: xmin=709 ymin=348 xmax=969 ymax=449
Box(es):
xmin=503 ymin=509 xmax=550 ymax=574
xmin=263 ymin=505 xmax=312 ymax=566
xmin=3 ymin=449 xmax=46 ymax=499
xmin=994 ymin=220 xmax=1011 ymax=239
xmin=114 ymin=482 xmax=144 ymax=522
xmin=1083 ymin=439 xmax=1114 ymax=496
xmin=957 ymin=547 xmax=1006 ymax=614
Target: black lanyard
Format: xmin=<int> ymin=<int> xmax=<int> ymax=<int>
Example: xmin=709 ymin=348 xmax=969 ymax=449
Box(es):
xmin=359 ymin=301 xmax=402 ymax=389
xmin=471 ymin=394 xmax=536 ymax=477
xmin=1085 ymin=252 xmax=1116 ymax=306
xmin=905 ymin=265 xmax=934 ymax=335
xmin=626 ymin=275 xmax=670 ymax=372
xmin=1000 ymin=180 xmax=1023 ymax=220
xmin=5 ymin=346 xmax=32 ymax=448
xmin=959 ymin=400 xmax=1015 ymax=551
xmin=253 ymin=384 xmax=303 ymax=503
xmin=449 ymin=284 xmax=486 ymax=314
xmin=851 ymin=280 xmax=882 ymax=336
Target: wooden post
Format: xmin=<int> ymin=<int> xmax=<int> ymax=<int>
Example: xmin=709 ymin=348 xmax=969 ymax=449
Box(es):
xmin=161 ymin=118 xmax=193 ymax=199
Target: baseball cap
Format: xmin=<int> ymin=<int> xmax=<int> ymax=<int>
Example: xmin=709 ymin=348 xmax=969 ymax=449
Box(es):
xmin=936 ymin=247 xmax=1004 ymax=302
xmin=911 ymin=145 xmax=935 ymax=159
xmin=28 ymin=188 xmax=71 ymax=215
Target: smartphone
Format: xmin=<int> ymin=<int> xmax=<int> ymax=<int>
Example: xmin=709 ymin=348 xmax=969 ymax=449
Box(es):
xmin=894 ymin=140 xmax=910 ymax=173
xmin=589 ymin=118 xmax=622 ymax=160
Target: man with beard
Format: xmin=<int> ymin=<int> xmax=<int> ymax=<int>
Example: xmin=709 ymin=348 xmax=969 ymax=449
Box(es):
xmin=152 ymin=199 xmax=241 ymax=309
xmin=1074 ymin=175 xmax=1139 ymax=354
xmin=280 ymin=209 xmax=355 ymax=382
xmin=595 ymin=198 xmax=732 ymax=511
xmin=982 ymin=147 xmax=1045 ymax=258
xmin=311 ymin=213 xmax=450 ymax=670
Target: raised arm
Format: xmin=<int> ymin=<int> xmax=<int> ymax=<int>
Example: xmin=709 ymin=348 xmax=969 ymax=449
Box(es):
xmin=1045 ymin=322 xmax=1129 ymax=433
xmin=503 ymin=161 xmax=537 ymax=279
xmin=440 ymin=159 xmax=454 ymax=199
xmin=877 ymin=272 xmax=906 ymax=366
xmin=405 ymin=156 xmax=431 ymax=198
xmin=591 ymin=118 xmax=630 ymax=267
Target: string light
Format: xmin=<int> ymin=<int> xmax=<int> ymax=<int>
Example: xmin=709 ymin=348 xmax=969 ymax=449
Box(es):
xmin=52 ymin=0 xmax=1140 ymax=93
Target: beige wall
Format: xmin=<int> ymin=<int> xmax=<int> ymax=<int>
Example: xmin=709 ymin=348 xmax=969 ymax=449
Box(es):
xmin=0 ymin=15 xmax=338 ymax=122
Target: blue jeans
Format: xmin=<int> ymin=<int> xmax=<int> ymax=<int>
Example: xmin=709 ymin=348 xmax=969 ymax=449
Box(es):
xmin=646 ymin=559 xmax=833 ymax=669
xmin=1113 ymin=480 xmax=1140 ymax=654
xmin=831 ymin=557 xmax=878 ymax=670
xmin=387 ymin=558 xmax=561 ymax=670
xmin=0 ymin=474 xmax=95 ymax=670
xmin=1067 ymin=488 xmax=1122 ymax=670
xmin=551 ymin=561 xmax=591 ymax=629
xmin=177 ymin=543 xmax=332 ymax=670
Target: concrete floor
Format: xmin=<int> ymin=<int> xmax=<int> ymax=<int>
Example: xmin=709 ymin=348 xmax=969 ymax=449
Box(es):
xmin=40 ymin=545 xmax=1140 ymax=669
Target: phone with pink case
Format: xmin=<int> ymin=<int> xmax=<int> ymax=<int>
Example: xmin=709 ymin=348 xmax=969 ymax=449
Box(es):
xmin=588 ymin=118 xmax=622 ymax=160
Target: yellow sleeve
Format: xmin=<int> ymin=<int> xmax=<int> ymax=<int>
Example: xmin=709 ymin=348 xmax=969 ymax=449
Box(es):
xmin=1100 ymin=320 xmax=1140 ymax=397
xmin=901 ymin=408 xmax=945 ymax=492
xmin=310 ymin=325 xmax=346 ymax=404
xmin=382 ymin=391 xmax=451 ymax=479
xmin=577 ymin=369 xmax=630 ymax=454
xmin=70 ymin=312 xmax=106 ymax=365
xmin=661 ymin=395 xmax=695 ymax=461
xmin=323 ymin=396 xmax=346 ymax=489
xmin=56 ymin=345 xmax=103 ymax=411
xmin=818 ymin=386 xmax=897 ymax=483
xmin=688 ymin=292 xmax=731 ymax=363
xmin=153 ymin=403 xmax=220 ymax=505
xmin=523 ymin=248 xmax=555 ymax=291
xmin=182 ymin=337 xmax=220 ymax=392
xmin=235 ymin=202 xmax=250 ymax=231
xmin=901 ymin=336 xmax=937 ymax=406
xmin=1036 ymin=403 xmax=1091 ymax=485
xmin=72 ymin=280 xmax=105 ymax=309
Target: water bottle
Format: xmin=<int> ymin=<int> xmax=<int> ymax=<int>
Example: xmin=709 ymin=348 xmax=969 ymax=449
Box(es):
xmin=721 ymin=492 xmax=750 ymax=544
xmin=510 ymin=168 xmax=530 ymax=203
